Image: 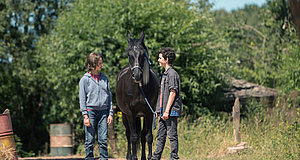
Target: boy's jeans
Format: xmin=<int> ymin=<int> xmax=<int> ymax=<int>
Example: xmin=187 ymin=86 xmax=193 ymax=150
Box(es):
xmin=152 ymin=117 xmax=179 ymax=160
xmin=84 ymin=110 xmax=108 ymax=160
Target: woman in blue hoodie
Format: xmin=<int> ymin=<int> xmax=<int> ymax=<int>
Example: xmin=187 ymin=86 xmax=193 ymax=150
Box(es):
xmin=79 ymin=52 xmax=113 ymax=160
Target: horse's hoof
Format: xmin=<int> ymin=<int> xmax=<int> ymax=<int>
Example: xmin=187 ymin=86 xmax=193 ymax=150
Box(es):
xmin=131 ymin=157 xmax=138 ymax=160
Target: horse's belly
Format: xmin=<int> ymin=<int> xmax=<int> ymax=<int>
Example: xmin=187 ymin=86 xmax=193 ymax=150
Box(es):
xmin=136 ymin=112 xmax=145 ymax=117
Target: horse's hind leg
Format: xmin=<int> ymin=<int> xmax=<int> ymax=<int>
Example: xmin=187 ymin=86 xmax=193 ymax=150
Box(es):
xmin=122 ymin=114 xmax=131 ymax=160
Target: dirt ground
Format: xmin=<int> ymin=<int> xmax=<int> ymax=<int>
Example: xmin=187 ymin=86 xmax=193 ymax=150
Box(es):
xmin=19 ymin=156 xmax=125 ymax=160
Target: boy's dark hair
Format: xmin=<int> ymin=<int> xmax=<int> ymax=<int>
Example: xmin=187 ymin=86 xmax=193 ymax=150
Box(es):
xmin=85 ymin=52 xmax=103 ymax=71
xmin=158 ymin=47 xmax=176 ymax=65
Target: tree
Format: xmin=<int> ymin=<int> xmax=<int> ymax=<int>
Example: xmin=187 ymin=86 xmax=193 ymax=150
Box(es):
xmin=213 ymin=0 xmax=299 ymax=93
xmin=0 ymin=0 xmax=71 ymax=155
xmin=37 ymin=0 xmax=226 ymax=145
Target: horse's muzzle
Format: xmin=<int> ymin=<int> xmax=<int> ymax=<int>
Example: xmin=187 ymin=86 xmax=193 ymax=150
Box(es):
xmin=131 ymin=66 xmax=143 ymax=83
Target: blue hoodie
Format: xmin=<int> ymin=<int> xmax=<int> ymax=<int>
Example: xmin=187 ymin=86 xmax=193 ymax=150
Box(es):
xmin=79 ymin=72 xmax=113 ymax=116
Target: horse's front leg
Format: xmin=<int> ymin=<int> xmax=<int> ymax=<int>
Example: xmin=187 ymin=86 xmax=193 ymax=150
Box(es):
xmin=128 ymin=115 xmax=138 ymax=160
xmin=145 ymin=115 xmax=154 ymax=160
xmin=126 ymin=128 xmax=132 ymax=160
xmin=122 ymin=114 xmax=132 ymax=160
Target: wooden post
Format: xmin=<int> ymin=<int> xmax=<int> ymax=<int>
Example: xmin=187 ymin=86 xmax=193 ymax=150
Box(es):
xmin=44 ymin=142 xmax=48 ymax=155
xmin=233 ymin=97 xmax=241 ymax=143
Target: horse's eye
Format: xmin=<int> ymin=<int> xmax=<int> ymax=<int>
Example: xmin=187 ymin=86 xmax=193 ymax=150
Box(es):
xmin=128 ymin=51 xmax=134 ymax=57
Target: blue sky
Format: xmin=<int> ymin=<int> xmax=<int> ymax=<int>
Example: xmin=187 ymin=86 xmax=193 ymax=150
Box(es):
xmin=209 ymin=0 xmax=267 ymax=11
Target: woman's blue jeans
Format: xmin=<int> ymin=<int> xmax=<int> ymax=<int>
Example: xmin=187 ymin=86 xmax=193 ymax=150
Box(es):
xmin=84 ymin=110 xmax=108 ymax=160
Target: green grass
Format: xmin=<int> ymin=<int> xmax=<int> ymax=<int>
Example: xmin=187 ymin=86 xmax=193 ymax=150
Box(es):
xmin=77 ymin=102 xmax=299 ymax=160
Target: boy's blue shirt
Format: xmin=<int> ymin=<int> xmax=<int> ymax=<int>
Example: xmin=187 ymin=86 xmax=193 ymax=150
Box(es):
xmin=159 ymin=108 xmax=180 ymax=117
xmin=79 ymin=72 xmax=113 ymax=116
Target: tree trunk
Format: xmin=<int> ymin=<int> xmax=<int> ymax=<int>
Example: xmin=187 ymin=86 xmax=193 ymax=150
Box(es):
xmin=289 ymin=0 xmax=300 ymax=39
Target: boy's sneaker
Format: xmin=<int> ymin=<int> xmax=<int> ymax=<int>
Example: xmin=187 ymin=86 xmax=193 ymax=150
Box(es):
xmin=150 ymin=156 xmax=159 ymax=160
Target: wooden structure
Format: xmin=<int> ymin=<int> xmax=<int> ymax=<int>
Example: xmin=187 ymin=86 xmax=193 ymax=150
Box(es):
xmin=227 ymin=142 xmax=250 ymax=154
xmin=223 ymin=78 xmax=278 ymax=109
xmin=223 ymin=78 xmax=276 ymax=154
xmin=226 ymin=98 xmax=252 ymax=155
xmin=232 ymin=97 xmax=241 ymax=143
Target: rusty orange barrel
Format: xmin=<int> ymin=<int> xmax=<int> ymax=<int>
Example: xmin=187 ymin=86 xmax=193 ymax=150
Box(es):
xmin=0 ymin=109 xmax=18 ymax=160
xmin=50 ymin=123 xmax=73 ymax=156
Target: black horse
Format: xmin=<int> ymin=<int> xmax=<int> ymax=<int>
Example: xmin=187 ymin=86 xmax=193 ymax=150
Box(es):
xmin=116 ymin=31 xmax=159 ymax=160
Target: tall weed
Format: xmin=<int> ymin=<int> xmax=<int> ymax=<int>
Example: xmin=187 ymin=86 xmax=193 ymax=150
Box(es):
xmin=76 ymin=100 xmax=299 ymax=160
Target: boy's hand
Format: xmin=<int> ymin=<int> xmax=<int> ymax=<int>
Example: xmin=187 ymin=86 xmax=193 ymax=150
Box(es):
xmin=161 ymin=111 xmax=169 ymax=120
xmin=107 ymin=115 xmax=113 ymax=125
xmin=83 ymin=116 xmax=91 ymax=127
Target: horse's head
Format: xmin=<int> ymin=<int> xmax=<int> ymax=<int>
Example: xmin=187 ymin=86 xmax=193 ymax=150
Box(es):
xmin=126 ymin=31 xmax=150 ymax=85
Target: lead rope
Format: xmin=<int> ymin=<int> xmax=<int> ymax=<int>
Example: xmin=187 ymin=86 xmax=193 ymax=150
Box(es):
xmin=139 ymin=83 xmax=156 ymax=130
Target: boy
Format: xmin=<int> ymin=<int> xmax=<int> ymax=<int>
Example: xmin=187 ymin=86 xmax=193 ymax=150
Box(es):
xmin=152 ymin=47 xmax=182 ymax=160
xmin=79 ymin=52 xmax=113 ymax=160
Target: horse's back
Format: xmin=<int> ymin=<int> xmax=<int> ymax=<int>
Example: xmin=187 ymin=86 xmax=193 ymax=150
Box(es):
xmin=116 ymin=65 xmax=131 ymax=115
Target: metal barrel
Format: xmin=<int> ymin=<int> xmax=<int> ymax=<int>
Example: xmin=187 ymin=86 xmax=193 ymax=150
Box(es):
xmin=0 ymin=109 xmax=18 ymax=160
xmin=50 ymin=123 xmax=73 ymax=156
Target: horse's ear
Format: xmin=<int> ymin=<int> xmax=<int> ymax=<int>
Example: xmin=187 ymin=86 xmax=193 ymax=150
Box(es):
xmin=126 ymin=31 xmax=131 ymax=43
xmin=139 ymin=31 xmax=145 ymax=43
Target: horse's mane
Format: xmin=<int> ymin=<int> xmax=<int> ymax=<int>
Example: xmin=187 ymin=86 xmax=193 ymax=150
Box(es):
xmin=149 ymin=67 xmax=159 ymax=78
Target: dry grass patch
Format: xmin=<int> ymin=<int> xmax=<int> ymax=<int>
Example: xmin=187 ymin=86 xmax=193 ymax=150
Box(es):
xmin=0 ymin=146 xmax=15 ymax=160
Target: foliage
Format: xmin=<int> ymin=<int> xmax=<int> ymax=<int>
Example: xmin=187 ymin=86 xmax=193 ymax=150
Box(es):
xmin=212 ymin=0 xmax=300 ymax=93
xmin=0 ymin=0 xmax=299 ymax=156
xmin=239 ymin=99 xmax=299 ymax=160
xmin=36 ymin=0 xmax=226 ymax=145
xmin=76 ymin=101 xmax=299 ymax=160
xmin=0 ymin=0 xmax=72 ymax=155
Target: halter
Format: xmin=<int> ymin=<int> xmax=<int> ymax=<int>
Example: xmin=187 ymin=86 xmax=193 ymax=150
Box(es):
xmin=128 ymin=50 xmax=151 ymax=76
xmin=129 ymin=57 xmax=144 ymax=72
xmin=126 ymin=47 xmax=156 ymax=129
